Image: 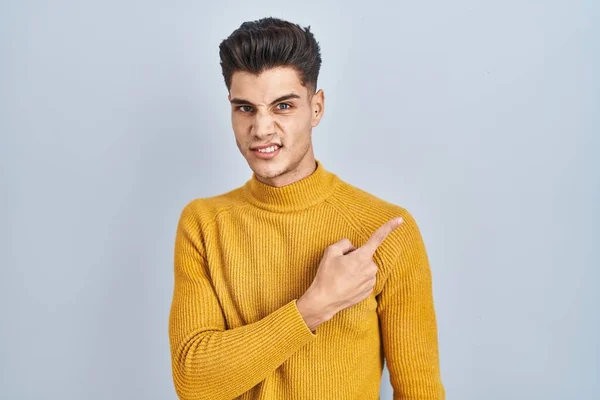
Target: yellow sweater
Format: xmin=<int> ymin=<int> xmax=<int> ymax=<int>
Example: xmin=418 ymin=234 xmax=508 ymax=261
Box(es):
xmin=169 ymin=159 xmax=445 ymax=399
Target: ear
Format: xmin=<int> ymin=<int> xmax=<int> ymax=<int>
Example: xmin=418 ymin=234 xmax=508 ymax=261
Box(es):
xmin=311 ymin=89 xmax=325 ymax=127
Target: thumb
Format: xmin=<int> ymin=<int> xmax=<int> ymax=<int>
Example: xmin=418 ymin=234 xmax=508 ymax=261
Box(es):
xmin=331 ymin=238 xmax=357 ymax=255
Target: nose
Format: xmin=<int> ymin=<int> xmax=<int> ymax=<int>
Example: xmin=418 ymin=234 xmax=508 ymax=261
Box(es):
xmin=251 ymin=109 xmax=276 ymax=139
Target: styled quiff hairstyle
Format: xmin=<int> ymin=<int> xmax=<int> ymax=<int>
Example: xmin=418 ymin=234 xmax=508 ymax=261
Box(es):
xmin=219 ymin=17 xmax=322 ymax=94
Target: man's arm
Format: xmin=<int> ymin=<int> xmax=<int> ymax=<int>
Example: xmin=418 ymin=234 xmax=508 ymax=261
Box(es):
xmin=376 ymin=210 xmax=445 ymax=399
xmin=168 ymin=203 xmax=317 ymax=400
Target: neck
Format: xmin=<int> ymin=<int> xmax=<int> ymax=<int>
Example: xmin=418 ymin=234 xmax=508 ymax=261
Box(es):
xmin=254 ymin=152 xmax=317 ymax=188
xmin=243 ymin=158 xmax=340 ymax=213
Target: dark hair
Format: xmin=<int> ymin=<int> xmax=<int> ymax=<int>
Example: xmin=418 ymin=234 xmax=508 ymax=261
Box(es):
xmin=219 ymin=17 xmax=322 ymax=93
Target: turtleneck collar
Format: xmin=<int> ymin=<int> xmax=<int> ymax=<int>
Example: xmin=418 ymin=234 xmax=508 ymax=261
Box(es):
xmin=242 ymin=159 xmax=341 ymax=213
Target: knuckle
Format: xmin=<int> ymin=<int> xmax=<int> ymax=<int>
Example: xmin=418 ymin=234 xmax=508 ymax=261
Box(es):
xmin=332 ymin=238 xmax=351 ymax=250
xmin=356 ymin=247 xmax=371 ymax=260
xmin=363 ymin=265 xmax=377 ymax=277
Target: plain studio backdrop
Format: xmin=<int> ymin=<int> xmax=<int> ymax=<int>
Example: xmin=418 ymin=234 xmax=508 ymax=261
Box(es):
xmin=1 ymin=1 xmax=598 ymax=399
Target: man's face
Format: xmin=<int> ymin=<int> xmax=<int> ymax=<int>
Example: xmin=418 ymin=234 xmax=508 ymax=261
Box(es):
xmin=228 ymin=66 xmax=324 ymax=185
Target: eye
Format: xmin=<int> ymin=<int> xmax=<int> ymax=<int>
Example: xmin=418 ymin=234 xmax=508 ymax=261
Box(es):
xmin=277 ymin=103 xmax=291 ymax=110
xmin=238 ymin=105 xmax=253 ymax=112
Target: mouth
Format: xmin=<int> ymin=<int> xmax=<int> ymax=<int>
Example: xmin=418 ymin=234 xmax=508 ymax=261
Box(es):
xmin=252 ymin=144 xmax=281 ymax=159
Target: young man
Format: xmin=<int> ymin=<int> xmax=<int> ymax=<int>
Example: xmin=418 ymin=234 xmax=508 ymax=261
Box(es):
xmin=169 ymin=17 xmax=445 ymax=400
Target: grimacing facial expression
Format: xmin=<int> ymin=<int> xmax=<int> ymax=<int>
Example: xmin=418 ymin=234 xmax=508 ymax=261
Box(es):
xmin=228 ymin=66 xmax=324 ymax=180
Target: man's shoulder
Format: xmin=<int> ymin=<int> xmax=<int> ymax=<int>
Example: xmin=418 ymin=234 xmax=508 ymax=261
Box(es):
xmin=178 ymin=185 xmax=247 ymax=224
xmin=331 ymin=178 xmax=413 ymax=224
xmin=331 ymin=179 xmax=422 ymax=256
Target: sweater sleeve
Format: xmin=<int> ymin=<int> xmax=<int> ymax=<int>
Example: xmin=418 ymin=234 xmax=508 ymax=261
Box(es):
xmin=376 ymin=210 xmax=445 ymax=399
xmin=168 ymin=203 xmax=317 ymax=400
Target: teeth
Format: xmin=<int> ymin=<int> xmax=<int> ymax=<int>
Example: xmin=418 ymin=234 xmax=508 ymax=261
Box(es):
xmin=257 ymin=145 xmax=279 ymax=153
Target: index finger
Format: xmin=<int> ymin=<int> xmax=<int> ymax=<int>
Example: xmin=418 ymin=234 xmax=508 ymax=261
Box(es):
xmin=359 ymin=217 xmax=403 ymax=257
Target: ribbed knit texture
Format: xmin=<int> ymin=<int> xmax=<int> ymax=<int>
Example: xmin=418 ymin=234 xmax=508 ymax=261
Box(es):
xmin=169 ymin=159 xmax=445 ymax=400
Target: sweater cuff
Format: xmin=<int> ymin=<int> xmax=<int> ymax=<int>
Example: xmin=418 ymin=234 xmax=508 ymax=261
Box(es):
xmin=281 ymin=299 xmax=318 ymax=340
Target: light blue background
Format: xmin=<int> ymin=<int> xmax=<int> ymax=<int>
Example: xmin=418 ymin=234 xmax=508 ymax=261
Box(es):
xmin=1 ymin=1 xmax=598 ymax=399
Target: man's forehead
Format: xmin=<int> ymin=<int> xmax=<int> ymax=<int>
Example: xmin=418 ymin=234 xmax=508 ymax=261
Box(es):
xmin=229 ymin=67 xmax=307 ymax=102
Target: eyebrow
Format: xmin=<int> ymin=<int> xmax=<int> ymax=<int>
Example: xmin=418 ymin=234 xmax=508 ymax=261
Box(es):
xmin=229 ymin=93 xmax=301 ymax=106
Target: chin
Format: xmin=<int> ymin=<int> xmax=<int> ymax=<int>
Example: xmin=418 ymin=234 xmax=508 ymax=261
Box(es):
xmin=247 ymin=154 xmax=286 ymax=177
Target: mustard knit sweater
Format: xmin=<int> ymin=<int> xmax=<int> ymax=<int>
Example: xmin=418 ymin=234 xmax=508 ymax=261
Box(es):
xmin=169 ymin=159 xmax=445 ymax=400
